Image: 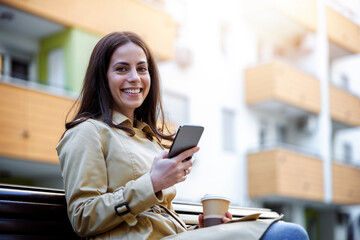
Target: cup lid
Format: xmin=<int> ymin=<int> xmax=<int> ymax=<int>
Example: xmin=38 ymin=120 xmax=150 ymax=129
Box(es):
xmin=201 ymin=194 xmax=231 ymax=203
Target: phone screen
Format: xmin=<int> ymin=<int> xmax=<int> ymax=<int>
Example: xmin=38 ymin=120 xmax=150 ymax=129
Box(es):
xmin=167 ymin=125 xmax=204 ymax=161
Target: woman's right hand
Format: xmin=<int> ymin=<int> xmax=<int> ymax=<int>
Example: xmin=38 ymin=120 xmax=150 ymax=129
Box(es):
xmin=150 ymin=146 xmax=199 ymax=193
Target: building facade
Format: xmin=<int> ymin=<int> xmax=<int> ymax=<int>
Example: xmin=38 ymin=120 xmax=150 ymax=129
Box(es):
xmin=0 ymin=0 xmax=176 ymax=187
xmin=1 ymin=0 xmax=359 ymax=239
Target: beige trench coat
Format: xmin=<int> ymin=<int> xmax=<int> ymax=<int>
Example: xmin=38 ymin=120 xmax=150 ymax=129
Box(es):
xmin=57 ymin=112 xmax=277 ymax=240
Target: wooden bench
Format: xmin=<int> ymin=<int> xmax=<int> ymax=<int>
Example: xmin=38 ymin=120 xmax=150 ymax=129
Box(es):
xmin=0 ymin=184 xmax=279 ymax=239
xmin=0 ymin=184 xmax=82 ymax=240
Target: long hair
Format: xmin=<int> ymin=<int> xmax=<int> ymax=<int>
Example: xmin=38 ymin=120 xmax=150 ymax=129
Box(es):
xmin=64 ymin=31 xmax=173 ymax=142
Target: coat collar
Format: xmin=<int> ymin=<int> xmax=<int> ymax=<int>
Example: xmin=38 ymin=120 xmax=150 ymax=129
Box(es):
xmin=112 ymin=111 xmax=156 ymax=137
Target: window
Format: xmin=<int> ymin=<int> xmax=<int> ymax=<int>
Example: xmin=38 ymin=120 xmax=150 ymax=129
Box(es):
xmin=11 ymin=58 xmax=29 ymax=80
xmin=341 ymin=73 xmax=349 ymax=91
xmin=0 ymin=54 xmax=3 ymax=76
xmin=222 ymin=109 xmax=235 ymax=152
xmin=276 ymin=125 xmax=287 ymax=144
xmin=259 ymin=120 xmax=267 ymax=148
xmin=343 ymin=142 xmax=352 ymax=163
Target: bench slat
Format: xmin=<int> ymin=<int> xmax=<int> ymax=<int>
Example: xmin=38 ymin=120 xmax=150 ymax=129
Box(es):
xmin=0 ymin=234 xmax=79 ymax=240
xmin=0 ymin=200 xmax=68 ymax=220
xmin=0 ymin=218 xmax=78 ymax=236
xmin=0 ymin=187 xmax=66 ymax=205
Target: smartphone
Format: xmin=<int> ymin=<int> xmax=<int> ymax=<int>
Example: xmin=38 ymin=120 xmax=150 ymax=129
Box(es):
xmin=167 ymin=125 xmax=204 ymax=162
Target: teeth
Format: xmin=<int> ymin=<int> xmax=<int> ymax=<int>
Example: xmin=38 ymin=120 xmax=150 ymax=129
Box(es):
xmin=123 ymin=89 xmax=140 ymax=94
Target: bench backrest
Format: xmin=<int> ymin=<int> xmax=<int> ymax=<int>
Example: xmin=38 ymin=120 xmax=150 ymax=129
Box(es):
xmin=0 ymin=184 xmax=83 ymax=240
xmin=0 ymin=184 xmax=279 ymax=239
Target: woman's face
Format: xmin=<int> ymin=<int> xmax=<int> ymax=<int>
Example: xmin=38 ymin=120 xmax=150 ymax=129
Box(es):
xmin=107 ymin=42 xmax=151 ymax=120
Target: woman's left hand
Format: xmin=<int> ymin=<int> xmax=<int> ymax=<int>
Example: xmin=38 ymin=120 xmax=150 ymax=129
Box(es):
xmin=198 ymin=211 xmax=232 ymax=228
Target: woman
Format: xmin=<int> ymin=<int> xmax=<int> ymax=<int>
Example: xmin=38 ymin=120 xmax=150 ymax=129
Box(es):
xmin=57 ymin=32 xmax=309 ymax=239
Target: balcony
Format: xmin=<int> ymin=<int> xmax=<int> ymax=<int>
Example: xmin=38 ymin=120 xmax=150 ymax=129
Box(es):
xmin=248 ymin=148 xmax=324 ymax=202
xmin=272 ymin=0 xmax=317 ymax=32
xmin=243 ymin=1 xmax=360 ymax=54
xmin=330 ymin=86 xmax=360 ymax=127
xmin=0 ymin=81 xmax=75 ymax=164
xmin=327 ymin=7 xmax=360 ymax=53
xmin=242 ymin=0 xmax=316 ymax=48
xmin=332 ymin=162 xmax=360 ymax=205
xmin=245 ymin=60 xmax=321 ymax=116
xmin=1 ymin=0 xmax=177 ymax=60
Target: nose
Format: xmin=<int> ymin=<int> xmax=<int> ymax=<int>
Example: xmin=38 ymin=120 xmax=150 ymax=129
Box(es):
xmin=127 ymin=68 xmax=140 ymax=82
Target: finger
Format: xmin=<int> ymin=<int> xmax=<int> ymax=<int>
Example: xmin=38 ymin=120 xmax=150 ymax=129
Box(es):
xmin=198 ymin=214 xmax=204 ymax=228
xmin=174 ymin=146 xmax=200 ymax=163
xmin=161 ymin=150 xmax=169 ymax=158
xmin=179 ymin=174 xmax=187 ymax=183
xmin=225 ymin=211 xmax=233 ymax=220
xmin=182 ymin=158 xmax=194 ymax=170
xmin=184 ymin=157 xmax=195 ymax=166
xmin=222 ymin=217 xmax=231 ymax=223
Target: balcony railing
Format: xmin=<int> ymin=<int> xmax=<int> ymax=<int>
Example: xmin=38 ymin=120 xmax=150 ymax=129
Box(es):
xmin=327 ymin=7 xmax=360 ymax=53
xmin=0 ymin=77 xmax=76 ymax=164
xmin=330 ymin=85 xmax=360 ymax=127
xmin=245 ymin=60 xmax=321 ymax=115
xmin=332 ymin=162 xmax=360 ymax=205
xmin=247 ymin=141 xmax=360 ymax=205
xmin=247 ymin=147 xmax=324 ymax=202
xmin=0 ymin=75 xmax=78 ymax=99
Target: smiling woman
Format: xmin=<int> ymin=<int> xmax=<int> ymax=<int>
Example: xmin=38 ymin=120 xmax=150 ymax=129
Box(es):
xmin=63 ymin=32 xmax=169 ymax=139
xmin=107 ymin=42 xmax=151 ymax=121
xmin=56 ymin=31 xmax=196 ymax=239
xmin=56 ymin=31 xmax=309 ymax=240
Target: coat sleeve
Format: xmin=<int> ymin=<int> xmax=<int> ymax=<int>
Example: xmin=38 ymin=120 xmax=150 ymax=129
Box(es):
xmin=57 ymin=121 xmax=163 ymax=237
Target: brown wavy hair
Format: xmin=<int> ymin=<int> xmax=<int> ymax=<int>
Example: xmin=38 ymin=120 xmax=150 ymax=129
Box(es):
xmin=64 ymin=31 xmax=173 ymax=142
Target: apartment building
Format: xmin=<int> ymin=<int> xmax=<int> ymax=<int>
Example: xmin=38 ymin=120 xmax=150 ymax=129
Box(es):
xmin=161 ymin=1 xmax=360 ymax=239
xmin=0 ymin=0 xmax=176 ymax=186
xmin=242 ymin=1 xmax=360 ymax=239
xmin=0 ymin=0 xmax=359 ymax=239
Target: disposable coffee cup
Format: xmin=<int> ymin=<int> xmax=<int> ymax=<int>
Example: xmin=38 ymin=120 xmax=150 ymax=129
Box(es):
xmin=201 ymin=194 xmax=231 ymax=227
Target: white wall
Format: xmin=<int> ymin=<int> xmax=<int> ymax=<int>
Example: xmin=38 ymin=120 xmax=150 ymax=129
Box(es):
xmin=160 ymin=4 xmax=360 ymax=233
xmin=160 ymin=0 xmax=258 ymax=206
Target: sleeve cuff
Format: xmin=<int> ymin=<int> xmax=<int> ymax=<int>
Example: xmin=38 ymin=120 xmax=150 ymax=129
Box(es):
xmin=127 ymin=172 xmax=164 ymax=214
xmin=113 ymin=173 xmax=163 ymax=226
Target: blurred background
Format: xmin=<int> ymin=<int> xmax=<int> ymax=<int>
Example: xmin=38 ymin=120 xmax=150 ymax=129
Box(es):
xmin=0 ymin=0 xmax=360 ymax=239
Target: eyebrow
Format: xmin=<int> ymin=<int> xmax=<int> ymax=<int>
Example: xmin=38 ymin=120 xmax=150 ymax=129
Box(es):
xmin=112 ymin=61 xmax=147 ymax=68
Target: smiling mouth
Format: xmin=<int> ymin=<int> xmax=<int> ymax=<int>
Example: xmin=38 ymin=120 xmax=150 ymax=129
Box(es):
xmin=122 ymin=88 xmax=141 ymax=94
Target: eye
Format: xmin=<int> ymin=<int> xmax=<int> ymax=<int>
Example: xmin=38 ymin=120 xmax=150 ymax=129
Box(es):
xmin=116 ymin=67 xmax=127 ymax=72
xmin=138 ymin=66 xmax=148 ymax=73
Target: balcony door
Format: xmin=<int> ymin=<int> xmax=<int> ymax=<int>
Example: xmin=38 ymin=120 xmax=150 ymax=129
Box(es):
xmin=47 ymin=48 xmax=65 ymax=89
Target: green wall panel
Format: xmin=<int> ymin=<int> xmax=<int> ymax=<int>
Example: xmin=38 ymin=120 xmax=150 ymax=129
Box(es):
xmin=67 ymin=29 xmax=100 ymax=92
xmin=39 ymin=28 xmax=100 ymax=93
xmin=38 ymin=29 xmax=70 ymax=85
